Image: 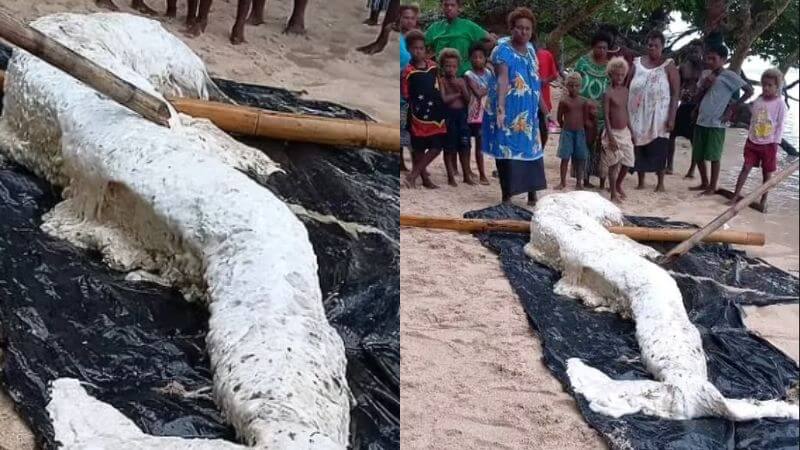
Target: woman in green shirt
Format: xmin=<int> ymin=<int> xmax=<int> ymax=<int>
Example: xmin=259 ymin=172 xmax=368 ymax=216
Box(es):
xmin=573 ymin=32 xmax=612 ymax=188
xmin=425 ymin=0 xmax=495 ymax=76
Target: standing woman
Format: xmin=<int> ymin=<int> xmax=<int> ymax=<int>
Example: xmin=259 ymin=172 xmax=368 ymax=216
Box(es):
xmin=574 ymin=32 xmax=612 ymax=188
xmin=483 ymin=7 xmax=546 ymax=206
xmin=628 ymin=30 xmax=679 ymax=192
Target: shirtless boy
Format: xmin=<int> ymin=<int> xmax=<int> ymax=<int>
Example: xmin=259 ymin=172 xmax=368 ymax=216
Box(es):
xmin=556 ymin=72 xmax=592 ymax=190
xmin=602 ymin=57 xmax=635 ymax=203
xmin=439 ymin=49 xmax=473 ymax=186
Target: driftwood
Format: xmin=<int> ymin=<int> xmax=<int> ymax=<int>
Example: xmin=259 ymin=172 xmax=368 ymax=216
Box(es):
xmin=400 ymin=215 xmax=766 ymax=246
xmin=0 ymin=8 xmax=172 ymax=127
xmin=660 ymin=158 xmax=799 ymax=265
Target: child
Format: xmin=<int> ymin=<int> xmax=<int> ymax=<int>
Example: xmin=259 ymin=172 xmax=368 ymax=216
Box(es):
xmin=402 ymin=30 xmax=447 ymax=189
xmin=728 ymin=68 xmax=786 ymax=212
xmin=690 ymin=44 xmax=754 ymax=195
xmin=438 ymin=49 xmax=473 ymax=186
xmin=556 ymin=72 xmax=591 ymax=190
xmin=601 ymin=57 xmax=635 ymax=203
xmin=464 ymin=45 xmax=493 ymax=185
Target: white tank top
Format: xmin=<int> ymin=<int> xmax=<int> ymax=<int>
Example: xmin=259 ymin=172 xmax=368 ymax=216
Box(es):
xmin=628 ymin=56 xmax=673 ymax=146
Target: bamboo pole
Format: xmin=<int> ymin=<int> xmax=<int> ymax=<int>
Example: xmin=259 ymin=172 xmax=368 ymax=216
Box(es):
xmin=400 ymin=215 xmax=766 ymax=246
xmin=0 ymin=69 xmax=399 ymax=152
xmin=660 ymin=158 xmax=799 ymax=265
xmin=169 ymin=98 xmax=400 ymax=153
xmin=0 ymin=8 xmax=172 ymax=127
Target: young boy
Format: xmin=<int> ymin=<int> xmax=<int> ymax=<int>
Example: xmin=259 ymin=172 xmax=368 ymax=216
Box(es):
xmin=402 ymin=30 xmax=447 ymax=189
xmin=439 ymin=49 xmax=473 ymax=186
xmin=556 ymin=72 xmax=591 ymax=190
xmin=690 ymin=44 xmax=754 ymax=195
xmin=464 ymin=45 xmax=493 ymax=185
xmin=602 ymin=57 xmax=635 ymax=203
xmin=728 ymin=68 xmax=787 ymax=212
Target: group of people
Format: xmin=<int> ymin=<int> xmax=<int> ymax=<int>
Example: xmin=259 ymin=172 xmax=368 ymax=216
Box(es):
xmin=400 ymin=1 xmax=788 ymax=212
xmin=96 ymin=0 xmax=308 ymax=43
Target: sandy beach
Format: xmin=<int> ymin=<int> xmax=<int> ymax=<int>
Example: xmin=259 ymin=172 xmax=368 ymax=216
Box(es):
xmin=0 ymin=1 xmax=398 ymax=447
xmin=400 ymin=87 xmax=799 ymax=448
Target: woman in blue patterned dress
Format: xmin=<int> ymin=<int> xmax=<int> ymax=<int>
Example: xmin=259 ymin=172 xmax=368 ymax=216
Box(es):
xmin=482 ymin=7 xmax=546 ymax=206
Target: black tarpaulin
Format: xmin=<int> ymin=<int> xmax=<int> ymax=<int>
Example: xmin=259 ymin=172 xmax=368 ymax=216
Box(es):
xmin=464 ymin=204 xmax=799 ymax=450
xmin=0 ymin=43 xmax=398 ymax=450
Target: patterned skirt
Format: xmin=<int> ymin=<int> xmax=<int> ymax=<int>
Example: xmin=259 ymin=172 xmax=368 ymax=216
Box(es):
xmin=400 ymin=101 xmax=410 ymax=148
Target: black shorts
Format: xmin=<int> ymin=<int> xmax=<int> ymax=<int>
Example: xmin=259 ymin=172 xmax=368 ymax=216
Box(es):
xmin=410 ymin=133 xmax=444 ymax=153
xmin=674 ymin=102 xmax=696 ymax=140
xmin=469 ymin=123 xmax=482 ymax=138
xmin=444 ymin=107 xmax=470 ymax=154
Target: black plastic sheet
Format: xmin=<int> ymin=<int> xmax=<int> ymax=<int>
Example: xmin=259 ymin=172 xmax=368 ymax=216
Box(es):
xmin=464 ymin=204 xmax=799 ymax=450
xmin=0 ymin=44 xmax=398 ymax=449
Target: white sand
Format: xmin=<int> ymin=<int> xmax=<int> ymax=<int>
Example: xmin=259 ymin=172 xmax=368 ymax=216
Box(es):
xmin=0 ymin=2 xmax=398 ymax=448
xmin=401 ymin=87 xmax=798 ymax=446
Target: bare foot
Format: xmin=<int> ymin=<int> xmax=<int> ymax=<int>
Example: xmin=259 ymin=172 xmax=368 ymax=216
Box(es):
xmin=229 ymin=30 xmax=246 ymax=45
xmin=131 ymin=0 xmax=159 ymax=16
xmin=185 ymin=16 xmax=197 ymax=27
xmin=611 ymin=195 xmax=622 ymax=204
xmin=527 ymin=200 xmax=537 ymax=206
xmin=584 ymin=180 xmax=595 ymax=188
xmin=654 ymin=184 xmax=665 ymax=193
xmin=554 ymin=183 xmax=566 ymax=190
xmin=635 ymin=183 xmax=645 ymax=190
xmin=247 ymin=15 xmax=265 ymax=26
xmin=479 ymin=177 xmax=490 ymax=185
xmin=689 ymin=184 xmax=708 ymax=191
xmin=422 ymin=180 xmax=439 ymax=189
xmin=665 ymin=168 xmax=673 ymax=175
xmin=284 ymin=21 xmax=306 ymax=35
xmin=726 ymin=197 xmax=738 ymax=206
xmin=618 ymin=188 xmax=627 ymax=200
xmin=684 ymin=172 xmax=695 ymax=179
xmin=760 ymin=201 xmax=768 ymax=213
xmin=95 ymin=0 xmax=119 ymax=11
xmin=464 ymin=177 xmax=477 ymax=186
xmin=357 ymin=38 xmax=388 ymax=55
xmin=185 ymin=21 xmax=207 ymax=38
xmin=363 ymin=18 xmax=379 ymax=26
xmin=402 ymin=175 xmax=416 ymax=188
xmin=575 ymin=184 xmax=584 ymax=191
xmin=700 ymin=188 xmax=715 ymax=196
xmin=448 ymin=179 xmax=458 ymax=187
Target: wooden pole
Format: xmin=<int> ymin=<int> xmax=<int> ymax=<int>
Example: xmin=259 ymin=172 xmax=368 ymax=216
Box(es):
xmin=660 ymin=158 xmax=799 ymax=265
xmin=169 ymin=98 xmax=400 ymax=153
xmin=0 ymin=9 xmax=172 ymax=127
xmin=400 ymin=215 xmax=766 ymax=246
xmin=0 ymin=69 xmax=399 ymax=152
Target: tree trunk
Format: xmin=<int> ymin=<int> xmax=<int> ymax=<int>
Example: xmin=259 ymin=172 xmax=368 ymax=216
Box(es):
xmin=545 ymin=0 xmax=613 ymax=58
xmin=704 ymin=0 xmax=728 ymax=34
xmin=728 ymin=0 xmax=792 ymax=73
xmin=778 ymin=49 xmax=798 ymax=75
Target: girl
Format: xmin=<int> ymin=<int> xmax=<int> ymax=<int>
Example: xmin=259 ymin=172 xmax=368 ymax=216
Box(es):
xmin=464 ymin=45 xmax=493 ymax=185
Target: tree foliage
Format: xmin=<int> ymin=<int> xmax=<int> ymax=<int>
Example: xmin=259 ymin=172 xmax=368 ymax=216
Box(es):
xmin=416 ymin=0 xmax=798 ymax=70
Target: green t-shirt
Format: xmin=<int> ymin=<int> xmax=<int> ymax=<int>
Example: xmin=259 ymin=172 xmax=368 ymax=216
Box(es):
xmin=425 ymin=17 xmax=488 ymax=76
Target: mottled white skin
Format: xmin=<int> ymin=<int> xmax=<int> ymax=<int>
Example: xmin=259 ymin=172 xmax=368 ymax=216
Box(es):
xmin=524 ymin=192 xmax=799 ymax=421
xmin=0 ymin=13 xmax=350 ymax=449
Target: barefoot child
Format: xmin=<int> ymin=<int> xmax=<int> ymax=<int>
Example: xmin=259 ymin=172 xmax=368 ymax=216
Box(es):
xmin=402 ymin=31 xmax=446 ymax=188
xmin=464 ymin=44 xmax=493 ymax=185
xmin=690 ymin=44 xmax=753 ymax=195
xmin=556 ymin=72 xmax=591 ymax=190
xmin=439 ymin=49 xmax=473 ymax=186
xmin=601 ymin=57 xmax=635 ymax=202
xmin=729 ymin=68 xmax=786 ymax=212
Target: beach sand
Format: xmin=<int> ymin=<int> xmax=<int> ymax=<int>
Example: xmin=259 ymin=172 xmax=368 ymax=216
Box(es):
xmin=400 ymin=88 xmax=799 ymax=448
xmin=0 ymin=1 xmax=398 ymax=447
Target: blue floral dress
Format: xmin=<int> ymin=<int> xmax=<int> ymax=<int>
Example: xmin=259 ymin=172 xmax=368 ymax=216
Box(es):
xmin=482 ymin=37 xmax=543 ymax=161
xmin=482 ymin=37 xmax=546 ymax=197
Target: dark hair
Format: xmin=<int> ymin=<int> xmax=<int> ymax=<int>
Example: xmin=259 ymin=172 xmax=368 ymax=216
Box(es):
xmin=440 ymin=0 xmax=462 ymax=4
xmin=405 ymin=29 xmax=425 ymax=47
xmin=706 ymin=43 xmax=728 ymax=59
xmin=469 ymin=44 xmax=486 ymax=58
xmin=646 ymin=30 xmax=665 ymax=46
xmin=399 ymin=5 xmax=420 ymax=15
xmin=590 ymin=31 xmax=613 ymax=48
xmin=598 ymin=23 xmax=619 ymax=39
xmin=507 ymin=7 xmax=536 ymax=33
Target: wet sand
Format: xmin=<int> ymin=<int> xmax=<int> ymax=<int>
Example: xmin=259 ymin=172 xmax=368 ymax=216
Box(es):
xmin=0 ymin=1 xmax=398 ymax=447
xmin=400 ymin=97 xmax=798 ymax=447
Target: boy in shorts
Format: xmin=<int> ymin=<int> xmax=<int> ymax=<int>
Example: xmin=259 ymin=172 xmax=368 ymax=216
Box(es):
xmin=602 ymin=57 xmax=635 ymax=203
xmin=556 ymin=72 xmax=591 ymax=190
xmin=728 ymin=68 xmax=787 ymax=212
xmin=691 ymin=44 xmax=753 ymax=195
xmin=439 ymin=48 xmax=473 ymax=186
